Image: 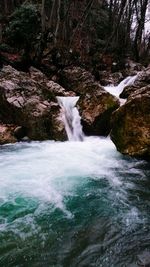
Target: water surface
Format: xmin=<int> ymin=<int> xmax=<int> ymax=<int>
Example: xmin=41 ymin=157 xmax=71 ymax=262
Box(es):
xmin=0 ymin=137 xmax=150 ymax=267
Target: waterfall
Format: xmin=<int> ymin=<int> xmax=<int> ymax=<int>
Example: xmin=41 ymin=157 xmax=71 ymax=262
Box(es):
xmin=57 ymin=96 xmax=84 ymax=141
xmin=104 ymin=74 xmax=137 ymax=98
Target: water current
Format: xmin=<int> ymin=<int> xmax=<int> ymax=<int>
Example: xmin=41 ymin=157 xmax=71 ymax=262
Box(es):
xmin=104 ymin=75 xmax=138 ymax=98
xmin=0 ymin=76 xmax=150 ymax=267
xmin=0 ymin=138 xmax=150 ymax=267
xmin=57 ymin=96 xmax=84 ymax=141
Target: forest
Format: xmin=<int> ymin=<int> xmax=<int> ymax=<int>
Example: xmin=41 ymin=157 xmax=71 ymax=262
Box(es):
xmin=0 ymin=0 xmax=149 ymax=72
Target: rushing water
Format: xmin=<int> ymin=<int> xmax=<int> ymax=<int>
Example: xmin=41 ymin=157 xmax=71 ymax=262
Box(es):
xmin=104 ymin=75 xmax=137 ymax=98
xmin=0 ymin=138 xmax=150 ymax=267
xmin=0 ymin=82 xmax=149 ymax=266
xmin=57 ymin=96 xmax=84 ymax=141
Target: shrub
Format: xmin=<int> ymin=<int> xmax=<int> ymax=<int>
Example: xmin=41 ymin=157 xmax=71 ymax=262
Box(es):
xmin=6 ymin=4 xmax=41 ymax=51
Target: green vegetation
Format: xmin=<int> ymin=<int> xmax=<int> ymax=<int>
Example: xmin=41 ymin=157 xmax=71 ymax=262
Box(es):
xmin=6 ymin=4 xmax=41 ymax=53
xmin=0 ymin=0 xmax=149 ymax=69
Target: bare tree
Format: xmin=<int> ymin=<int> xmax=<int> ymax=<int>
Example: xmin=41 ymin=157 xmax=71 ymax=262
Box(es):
xmin=54 ymin=0 xmax=61 ymax=44
xmin=133 ymin=0 xmax=149 ymax=60
xmin=69 ymin=0 xmax=95 ymax=47
xmin=41 ymin=0 xmax=46 ymax=32
xmin=49 ymin=0 xmax=56 ymax=29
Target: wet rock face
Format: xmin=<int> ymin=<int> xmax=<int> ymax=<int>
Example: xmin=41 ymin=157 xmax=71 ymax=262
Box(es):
xmin=0 ymin=65 xmax=66 ymax=143
xmin=120 ymin=66 xmax=150 ymax=99
xmin=98 ymin=71 xmax=123 ymax=86
xmin=78 ymin=91 xmax=119 ymax=136
xmin=0 ymin=124 xmax=28 ymax=144
xmin=0 ymin=124 xmax=17 ymax=144
xmin=60 ymin=66 xmax=120 ymax=136
xmin=111 ymin=85 xmax=150 ymax=158
xmin=60 ymin=66 xmax=96 ymax=94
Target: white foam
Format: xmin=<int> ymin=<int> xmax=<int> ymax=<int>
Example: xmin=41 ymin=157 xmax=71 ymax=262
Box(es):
xmin=104 ymin=74 xmax=137 ymax=98
xmin=0 ymin=138 xmax=121 ymax=216
xmin=57 ymin=96 xmax=84 ymax=141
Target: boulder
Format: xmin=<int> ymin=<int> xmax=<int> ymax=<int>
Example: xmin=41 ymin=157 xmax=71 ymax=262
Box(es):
xmin=0 ymin=124 xmax=17 ymax=144
xmin=111 ymin=85 xmax=150 ymax=158
xmin=98 ymin=71 xmax=123 ymax=86
xmin=0 ymin=65 xmax=66 ymax=142
xmin=120 ymin=66 xmax=150 ymax=98
xmin=78 ymin=90 xmax=119 ymax=136
xmin=60 ymin=66 xmax=120 ymax=136
xmin=60 ymin=66 xmax=95 ymax=94
xmin=14 ymin=126 xmax=27 ymax=140
xmin=121 ymin=59 xmax=144 ymax=77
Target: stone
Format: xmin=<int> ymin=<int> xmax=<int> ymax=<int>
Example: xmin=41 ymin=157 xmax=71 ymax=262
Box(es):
xmin=14 ymin=126 xmax=27 ymax=140
xmin=46 ymin=80 xmax=66 ymax=95
xmin=98 ymin=71 xmax=123 ymax=86
xmin=60 ymin=66 xmax=95 ymax=94
xmin=0 ymin=124 xmax=17 ymax=144
xmin=78 ymin=89 xmax=119 ymax=136
xmin=0 ymin=65 xmax=66 ymax=142
xmin=111 ymin=85 xmax=150 ymax=158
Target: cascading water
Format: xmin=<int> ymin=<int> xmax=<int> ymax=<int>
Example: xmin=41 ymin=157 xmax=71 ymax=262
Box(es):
xmin=0 ymin=79 xmax=150 ymax=267
xmin=57 ymin=96 xmax=84 ymax=141
xmin=104 ymin=74 xmax=137 ymax=99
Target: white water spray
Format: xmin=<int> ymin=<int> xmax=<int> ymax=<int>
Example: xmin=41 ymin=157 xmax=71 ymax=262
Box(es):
xmin=104 ymin=74 xmax=137 ymax=99
xmin=57 ymin=96 xmax=84 ymax=141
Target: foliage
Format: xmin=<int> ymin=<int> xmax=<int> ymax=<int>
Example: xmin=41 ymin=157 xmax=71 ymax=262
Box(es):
xmin=89 ymin=4 xmax=109 ymax=50
xmin=6 ymin=4 xmax=41 ymax=50
xmin=1 ymin=0 xmax=149 ymax=66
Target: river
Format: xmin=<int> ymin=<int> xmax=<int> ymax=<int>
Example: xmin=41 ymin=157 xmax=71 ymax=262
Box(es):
xmin=0 ymin=138 xmax=150 ymax=266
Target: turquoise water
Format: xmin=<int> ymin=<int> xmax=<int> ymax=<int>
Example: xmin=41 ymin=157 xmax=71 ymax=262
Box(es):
xmin=0 ymin=137 xmax=150 ymax=267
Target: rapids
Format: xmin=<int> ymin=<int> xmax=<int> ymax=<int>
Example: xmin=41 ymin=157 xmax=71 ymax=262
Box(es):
xmin=0 ymin=78 xmax=149 ymax=267
xmin=104 ymin=74 xmax=137 ymax=98
xmin=57 ymin=96 xmax=84 ymax=141
xmin=0 ymin=138 xmax=150 ymax=266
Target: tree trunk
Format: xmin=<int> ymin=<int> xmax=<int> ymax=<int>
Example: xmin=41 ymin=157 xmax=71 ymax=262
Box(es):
xmin=49 ymin=0 xmax=56 ymax=29
xmin=0 ymin=24 xmax=2 ymax=43
xmin=41 ymin=0 xmax=46 ymax=32
xmin=134 ymin=0 xmax=148 ymax=60
xmin=54 ymin=0 xmax=61 ymax=44
xmin=4 ymin=0 xmax=8 ymax=15
xmin=69 ymin=0 xmax=94 ymax=48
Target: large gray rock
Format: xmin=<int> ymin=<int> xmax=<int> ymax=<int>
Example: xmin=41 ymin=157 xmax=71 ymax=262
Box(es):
xmin=78 ymin=88 xmax=119 ymax=136
xmin=0 ymin=65 xmax=67 ymax=143
xmin=111 ymin=85 xmax=150 ymax=158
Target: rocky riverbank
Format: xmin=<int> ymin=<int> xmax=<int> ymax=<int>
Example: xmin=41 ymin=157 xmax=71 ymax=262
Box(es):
xmin=0 ymin=64 xmax=150 ymax=159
